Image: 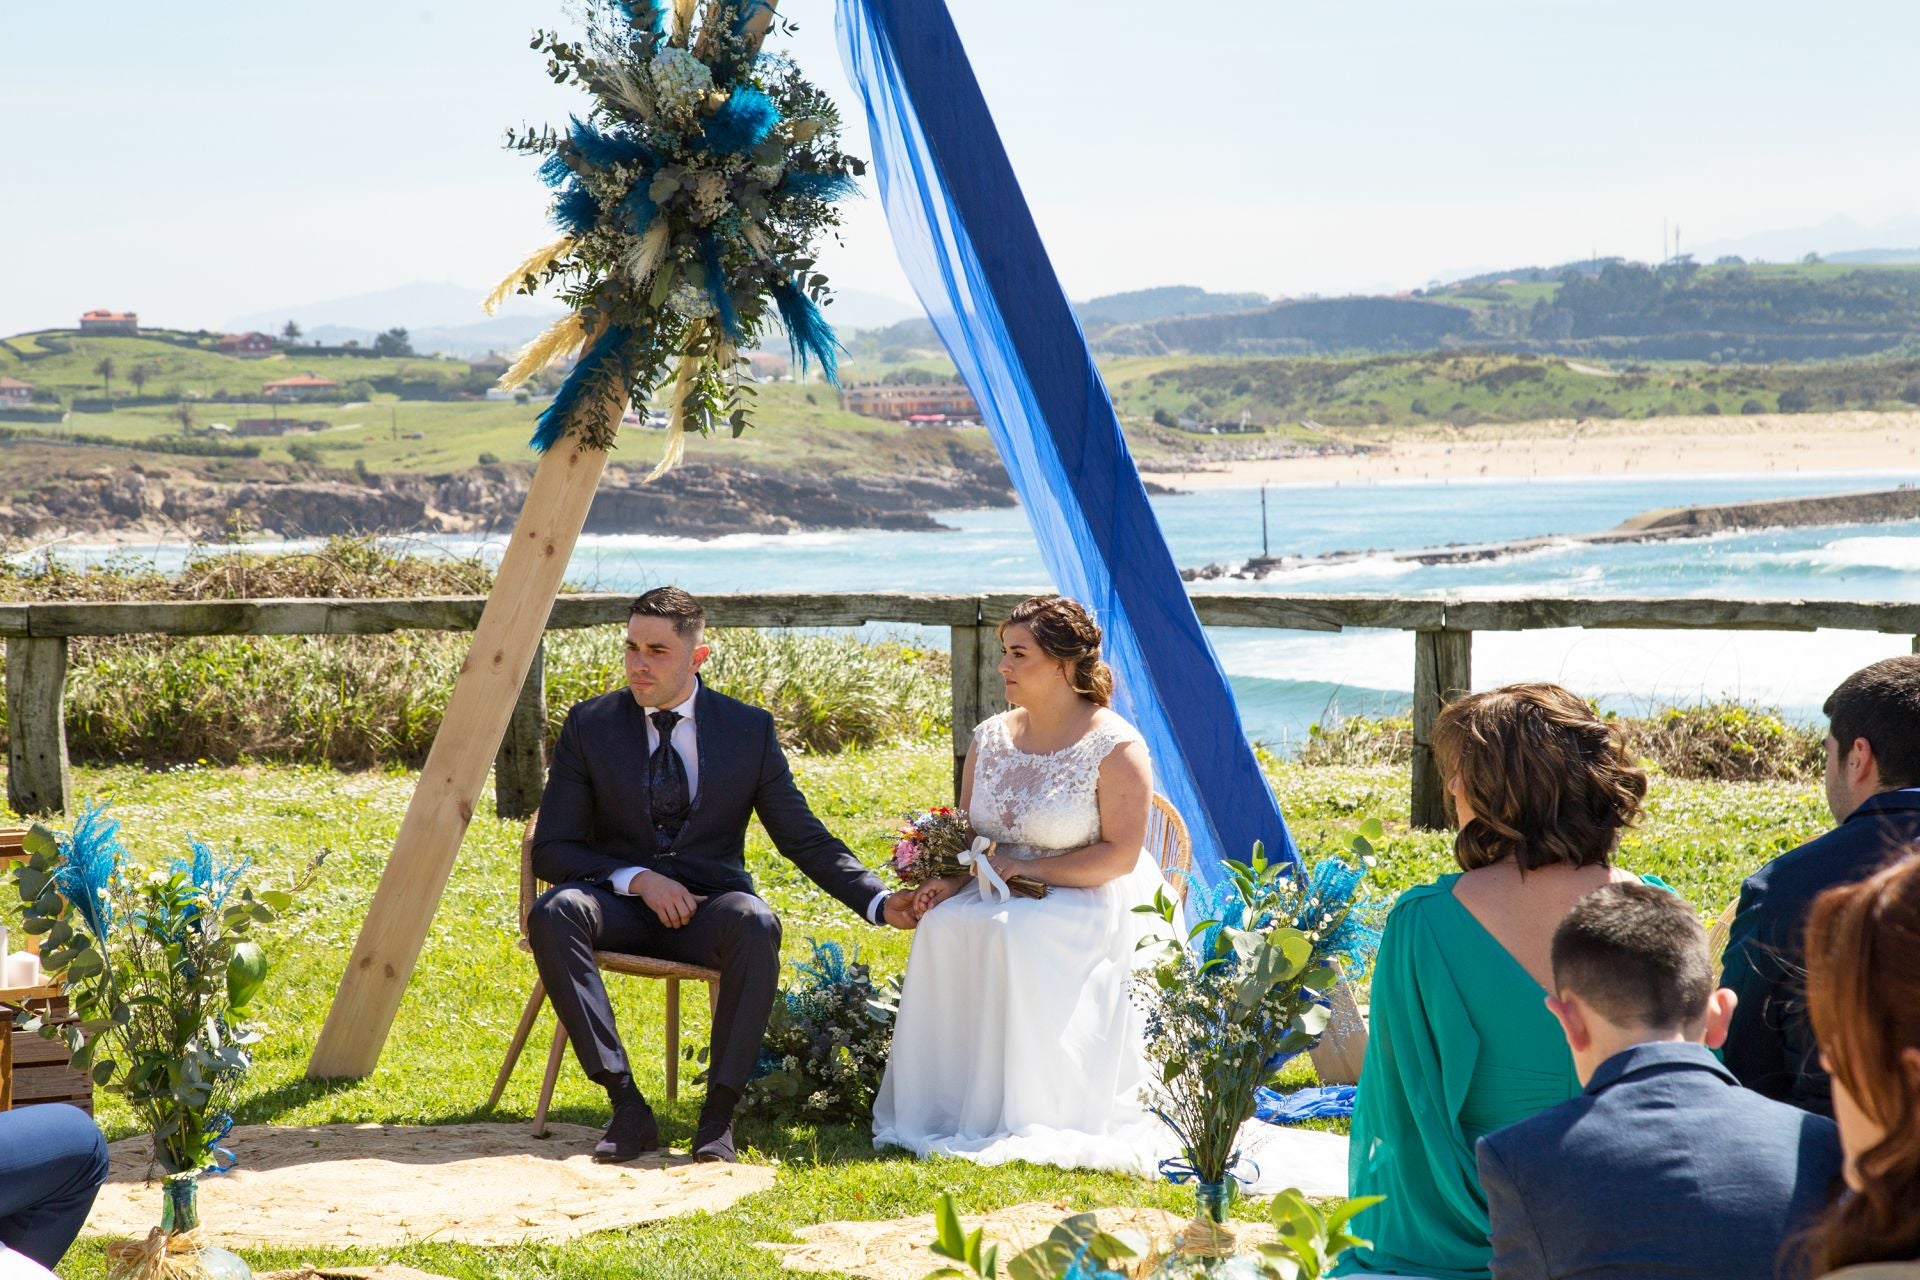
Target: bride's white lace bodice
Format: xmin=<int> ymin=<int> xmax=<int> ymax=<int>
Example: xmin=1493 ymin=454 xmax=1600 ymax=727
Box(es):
xmin=968 ymin=711 xmax=1144 ymax=860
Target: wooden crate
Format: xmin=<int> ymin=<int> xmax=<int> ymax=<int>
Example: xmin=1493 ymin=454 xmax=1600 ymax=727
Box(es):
xmin=8 ymin=997 xmax=92 ymax=1114
xmin=3 ymin=828 xmax=93 ymax=1114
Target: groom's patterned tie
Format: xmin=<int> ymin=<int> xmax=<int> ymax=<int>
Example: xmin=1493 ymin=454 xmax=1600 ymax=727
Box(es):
xmin=648 ymin=709 xmax=691 ymax=854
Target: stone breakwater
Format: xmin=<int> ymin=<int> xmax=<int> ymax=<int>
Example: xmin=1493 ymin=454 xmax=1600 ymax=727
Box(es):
xmin=1185 ymin=485 xmax=1920 ymax=580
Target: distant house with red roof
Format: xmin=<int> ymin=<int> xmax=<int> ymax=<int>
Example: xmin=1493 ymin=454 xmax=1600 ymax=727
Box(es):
xmin=217 ymin=332 xmax=274 ymax=358
xmin=0 ymin=377 xmax=33 ymax=406
xmin=79 ymin=310 xmax=139 ymax=335
xmin=262 ymin=374 xmax=340 ymax=402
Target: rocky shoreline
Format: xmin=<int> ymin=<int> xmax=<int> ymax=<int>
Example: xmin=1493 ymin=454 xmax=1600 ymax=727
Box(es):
xmin=0 ymin=452 xmax=1025 ymax=542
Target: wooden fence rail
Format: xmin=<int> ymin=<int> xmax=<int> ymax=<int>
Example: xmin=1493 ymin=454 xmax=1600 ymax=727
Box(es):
xmin=5 ymin=592 xmax=1918 ymax=827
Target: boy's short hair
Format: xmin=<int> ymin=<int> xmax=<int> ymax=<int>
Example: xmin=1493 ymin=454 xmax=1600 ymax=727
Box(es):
xmin=1824 ymin=655 xmax=1920 ymax=789
xmin=629 ymin=586 xmax=705 ymax=642
xmin=1550 ymin=881 xmax=1713 ymax=1030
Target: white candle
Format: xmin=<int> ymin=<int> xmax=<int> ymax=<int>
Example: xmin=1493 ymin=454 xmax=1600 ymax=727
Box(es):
xmin=3 ymin=950 xmax=38 ymax=990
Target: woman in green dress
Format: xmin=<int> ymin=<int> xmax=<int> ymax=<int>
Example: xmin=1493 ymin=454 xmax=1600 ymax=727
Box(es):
xmin=1336 ymin=683 xmax=1661 ymax=1280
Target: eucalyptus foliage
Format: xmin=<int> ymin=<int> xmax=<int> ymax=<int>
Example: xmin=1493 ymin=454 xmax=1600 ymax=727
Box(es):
xmin=8 ymin=804 xmax=319 ymax=1176
xmin=1134 ymin=825 xmax=1384 ymax=1188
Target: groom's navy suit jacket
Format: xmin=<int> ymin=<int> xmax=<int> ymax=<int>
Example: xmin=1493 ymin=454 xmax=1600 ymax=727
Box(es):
xmin=531 ymin=682 xmax=885 ymax=916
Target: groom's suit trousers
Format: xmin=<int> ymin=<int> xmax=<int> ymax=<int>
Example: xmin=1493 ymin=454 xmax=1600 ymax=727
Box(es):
xmin=526 ymin=881 xmax=780 ymax=1093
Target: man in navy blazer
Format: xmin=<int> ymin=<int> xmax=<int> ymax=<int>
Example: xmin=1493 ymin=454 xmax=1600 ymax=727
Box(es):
xmin=1478 ymin=882 xmax=1841 ymax=1280
xmin=529 ymin=587 xmax=918 ymax=1165
xmin=1721 ymin=655 xmax=1920 ymax=1115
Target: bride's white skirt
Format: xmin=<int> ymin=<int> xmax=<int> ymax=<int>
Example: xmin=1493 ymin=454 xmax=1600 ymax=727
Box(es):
xmin=871 ymin=854 xmax=1348 ymax=1197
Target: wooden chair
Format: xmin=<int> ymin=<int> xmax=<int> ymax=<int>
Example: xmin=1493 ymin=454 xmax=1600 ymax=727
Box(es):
xmin=1707 ymin=893 xmax=1741 ymax=984
xmin=486 ymin=814 xmax=721 ymax=1136
xmin=1147 ymin=793 xmax=1194 ymax=907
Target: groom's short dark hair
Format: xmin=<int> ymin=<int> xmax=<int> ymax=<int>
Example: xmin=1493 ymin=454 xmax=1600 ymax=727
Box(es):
xmin=630 ymin=586 xmax=705 ymax=642
xmin=1552 ymin=882 xmax=1712 ymax=1031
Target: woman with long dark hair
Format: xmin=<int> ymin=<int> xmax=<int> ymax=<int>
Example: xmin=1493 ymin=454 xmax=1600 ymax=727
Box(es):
xmin=1805 ymin=851 xmax=1920 ymax=1278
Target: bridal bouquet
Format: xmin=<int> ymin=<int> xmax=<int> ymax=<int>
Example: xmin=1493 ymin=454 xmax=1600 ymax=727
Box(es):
xmin=889 ymin=807 xmax=1046 ymax=900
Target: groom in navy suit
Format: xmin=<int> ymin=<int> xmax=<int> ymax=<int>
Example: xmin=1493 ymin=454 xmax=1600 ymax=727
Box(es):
xmin=528 ymin=587 xmax=918 ymax=1163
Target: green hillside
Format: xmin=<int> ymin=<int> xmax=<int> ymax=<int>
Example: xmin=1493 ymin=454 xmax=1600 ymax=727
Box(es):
xmin=0 ymin=330 xmax=475 ymax=402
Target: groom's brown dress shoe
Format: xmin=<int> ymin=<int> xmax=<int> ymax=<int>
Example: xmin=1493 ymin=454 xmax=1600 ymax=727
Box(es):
xmin=594 ymin=1099 xmax=661 ymax=1163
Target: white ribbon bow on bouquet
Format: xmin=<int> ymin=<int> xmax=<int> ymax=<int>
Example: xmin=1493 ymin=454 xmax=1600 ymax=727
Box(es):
xmin=957 ymin=835 xmax=1012 ymax=903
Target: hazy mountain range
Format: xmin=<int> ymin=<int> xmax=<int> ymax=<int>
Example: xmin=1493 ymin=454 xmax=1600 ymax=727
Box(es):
xmin=225 ymin=282 xmax=923 ymax=358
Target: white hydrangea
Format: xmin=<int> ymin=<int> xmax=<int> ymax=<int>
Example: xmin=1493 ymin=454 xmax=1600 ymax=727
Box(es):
xmin=749 ymin=162 xmax=785 ymax=187
xmin=688 ymin=169 xmax=731 ymax=224
xmin=649 ymin=47 xmax=713 ymax=119
xmin=667 ymin=280 xmax=718 ymax=320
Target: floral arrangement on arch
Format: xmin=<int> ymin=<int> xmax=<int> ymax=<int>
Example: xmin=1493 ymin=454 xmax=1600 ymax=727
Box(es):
xmin=491 ymin=0 xmax=865 ymax=471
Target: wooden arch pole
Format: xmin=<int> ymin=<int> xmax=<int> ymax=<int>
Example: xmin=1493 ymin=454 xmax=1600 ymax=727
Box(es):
xmin=308 ymin=439 xmax=608 ymax=1077
xmin=307 ymin=0 xmax=781 ymax=1080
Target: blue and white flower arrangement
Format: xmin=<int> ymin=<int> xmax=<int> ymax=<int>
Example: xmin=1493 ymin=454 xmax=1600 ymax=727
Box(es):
xmin=489 ymin=0 xmax=864 ymax=472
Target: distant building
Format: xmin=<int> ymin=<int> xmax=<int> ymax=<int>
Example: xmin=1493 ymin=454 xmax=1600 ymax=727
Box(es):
xmin=217 ymin=332 xmax=274 ymax=358
xmin=840 ymin=382 xmax=980 ymax=423
xmin=745 ymin=351 xmax=791 ymax=382
xmin=262 ymin=374 xmax=340 ymax=402
xmin=79 ymin=309 xmax=139 ymax=335
xmin=0 ymin=376 xmax=33 ymax=406
xmin=232 ymin=418 xmax=323 ymax=436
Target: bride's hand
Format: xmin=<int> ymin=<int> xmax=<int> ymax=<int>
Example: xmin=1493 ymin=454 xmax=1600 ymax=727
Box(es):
xmin=912 ymin=875 xmax=966 ymax=917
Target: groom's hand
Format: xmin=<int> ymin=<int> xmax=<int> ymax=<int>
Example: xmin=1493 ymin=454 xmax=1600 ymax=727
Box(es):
xmin=627 ymin=869 xmax=704 ymax=928
xmin=881 ymin=890 xmax=919 ymax=931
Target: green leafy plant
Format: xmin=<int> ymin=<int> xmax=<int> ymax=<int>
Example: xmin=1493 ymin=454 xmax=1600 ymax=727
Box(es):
xmin=1133 ymin=827 xmax=1382 ymax=1188
xmin=8 ymin=803 xmax=319 ymax=1176
xmin=924 ymin=1192 xmax=1142 ymax=1280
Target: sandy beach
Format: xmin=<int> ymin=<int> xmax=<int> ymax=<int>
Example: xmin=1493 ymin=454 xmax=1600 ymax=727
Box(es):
xmin=1157 ymin=410 xmax=1920 ymax=488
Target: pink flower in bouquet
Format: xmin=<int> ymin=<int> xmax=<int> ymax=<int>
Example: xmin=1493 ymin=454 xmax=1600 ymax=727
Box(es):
xmin=892 ymin=838 xmax=917 ymax=871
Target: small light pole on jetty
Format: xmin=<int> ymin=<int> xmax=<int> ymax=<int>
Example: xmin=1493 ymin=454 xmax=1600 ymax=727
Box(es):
xmin=1260 ymin=483 xmax=1270 ymax=560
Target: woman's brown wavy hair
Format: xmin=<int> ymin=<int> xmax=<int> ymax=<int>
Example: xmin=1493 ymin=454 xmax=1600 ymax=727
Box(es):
xmin=1805 ymin=850 xmax=1920 ymax=1273
xmin=1433 ymin=683 xmax=1647 ymax=872
xmin=998 ymin=595 xmax=1114 ymax=707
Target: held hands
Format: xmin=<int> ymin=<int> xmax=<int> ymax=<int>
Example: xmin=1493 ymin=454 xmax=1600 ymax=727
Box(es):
xmin=881 ymin=890 xmax=920 ymax=931
xmin=910 ymin=875 xmax=968 ymax=918
xmin=625 ymin=869 xmax=705 ymax=928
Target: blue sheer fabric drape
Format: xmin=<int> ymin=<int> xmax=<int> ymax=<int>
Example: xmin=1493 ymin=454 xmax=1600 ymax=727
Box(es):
xmin=834 ymin=0 xmax=1297 ymax=881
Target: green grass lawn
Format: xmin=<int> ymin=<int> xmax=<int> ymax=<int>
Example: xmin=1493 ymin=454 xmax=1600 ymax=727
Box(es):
xmin=7 ymin=747 xmax=1830 ymax=1279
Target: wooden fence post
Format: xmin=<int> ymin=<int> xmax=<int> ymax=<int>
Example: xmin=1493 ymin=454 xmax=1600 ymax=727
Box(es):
xmin=1410 ymin=628 xmax=1472 ymax=830
xmin=947 ymin=612 xmax=1005 ymax=800
xmin=494 ymin=638 xmax=547 ymax=820
xmin=6 ymin=637 xmax=70 ymax=817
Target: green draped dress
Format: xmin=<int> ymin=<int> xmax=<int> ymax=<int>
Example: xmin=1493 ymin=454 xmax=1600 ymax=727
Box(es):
xmin=1334 ymin=871 xmax=1670 ymax=1280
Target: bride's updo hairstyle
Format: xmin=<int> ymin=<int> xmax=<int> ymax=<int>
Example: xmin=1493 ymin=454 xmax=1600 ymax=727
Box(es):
xmin=999 ymin=595 xmax=1114 ymax=707
xmin=1433 ymin=682 xmax=1647 ymax=872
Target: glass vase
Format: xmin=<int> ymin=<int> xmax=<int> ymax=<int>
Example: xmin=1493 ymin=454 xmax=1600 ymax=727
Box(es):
xmin=160 ymin=1174 xmax=253 ymax=1280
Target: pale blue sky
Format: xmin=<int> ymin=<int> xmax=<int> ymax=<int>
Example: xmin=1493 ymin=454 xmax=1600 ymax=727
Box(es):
xmin=4 ymin=1 xmax=1918 ymax=335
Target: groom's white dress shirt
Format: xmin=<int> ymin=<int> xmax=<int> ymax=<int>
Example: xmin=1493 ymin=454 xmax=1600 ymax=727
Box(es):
xmin=608 ymin=688 xmax=891 ymax=922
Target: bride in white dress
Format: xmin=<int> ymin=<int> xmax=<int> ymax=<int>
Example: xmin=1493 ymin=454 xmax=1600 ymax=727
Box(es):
xmin=871 ymin=596 xmax=1347 ymax=1196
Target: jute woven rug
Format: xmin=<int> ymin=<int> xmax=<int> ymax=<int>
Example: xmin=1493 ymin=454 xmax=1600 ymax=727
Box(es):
xmin=761 ymin=1202 xmax=1279 ymax=1280
xmin=87 ymin=1123 xmax=775 ymax=1248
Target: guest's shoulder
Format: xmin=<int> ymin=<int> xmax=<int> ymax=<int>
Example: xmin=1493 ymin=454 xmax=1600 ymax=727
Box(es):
xmin=1386 ymin=874 xmax=1464 ymax=922
xmin=1478 ymin=1090 xmax=1592 ymax=1166
xmin=1742 ymin=811 xmax=1904 ymax=907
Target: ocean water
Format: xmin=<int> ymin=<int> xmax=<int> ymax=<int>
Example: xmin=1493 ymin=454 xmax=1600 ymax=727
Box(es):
xmin=43 ymin=469 xmax=1920 ymax=748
